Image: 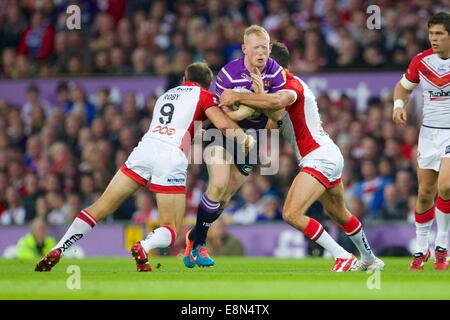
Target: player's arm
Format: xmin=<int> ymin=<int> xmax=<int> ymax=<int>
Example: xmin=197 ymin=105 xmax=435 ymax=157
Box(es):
xmin=222 ymin=105 xmax=255 ymax=121
xmin=393 ymin=55 xmax=420 ymax=125
xmin=392 ymin=81 xmax=412 ymax=122
xmin=220 ymin=89 xmax=297 ymax=110
xmin=205 ymin=107 xmax=255 ymax=152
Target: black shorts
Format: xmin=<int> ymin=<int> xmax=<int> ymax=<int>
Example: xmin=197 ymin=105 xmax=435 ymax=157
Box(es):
xmin=203 ymin=131 xmax=260 ymax=176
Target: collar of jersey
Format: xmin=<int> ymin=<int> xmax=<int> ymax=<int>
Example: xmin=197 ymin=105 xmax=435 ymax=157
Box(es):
xmin=182 ymin=81 xmax=201 ymax=87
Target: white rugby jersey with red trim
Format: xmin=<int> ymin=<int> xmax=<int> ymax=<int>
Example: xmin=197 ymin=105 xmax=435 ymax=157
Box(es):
xmin=280 ymin=70 xmax=333 ymax=161
xmin=144 ymin=81 xmax=218 ymax=152
xmin=401 ymin=48 xmax=450 ymax=128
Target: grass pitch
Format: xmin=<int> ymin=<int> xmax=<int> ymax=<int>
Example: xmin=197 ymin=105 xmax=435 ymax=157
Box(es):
xmin=0 ymin=257 xmax=449 ymax=300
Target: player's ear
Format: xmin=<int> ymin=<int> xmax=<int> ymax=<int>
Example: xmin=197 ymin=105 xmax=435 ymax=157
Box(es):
xmin=242 ymin=44 xmax=246 ymax=54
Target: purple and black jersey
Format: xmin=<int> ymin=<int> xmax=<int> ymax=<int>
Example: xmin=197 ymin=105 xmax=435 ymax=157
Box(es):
xmin=214 ymin=57 xmax=286 ymax=129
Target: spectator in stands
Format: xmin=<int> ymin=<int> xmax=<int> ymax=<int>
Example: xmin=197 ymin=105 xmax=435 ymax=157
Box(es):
xmin=380 ymin=184 xmax=408 ymax=221
xmin=256 ymin=195 xmax=283 ymax=222
xmin=65 ymin=85 xmax=96 ymax=126
xmin=22 ymin=173 xmax=41 ymax=222
xmin=15 ymin=217 xmax=56 ymax=260
xmin=352 ymin=159 xmax=393 ymax=219
xmin=206 ymin=218 xmax=244 ymax=256
xmin=231 ymin=183 xmax=262 ymax=225
xmin=21 ymin=84 xmax=52 ymax=127
xmin=46 ymin=191 xmax=69 ymax=225
xmin=1 ymin=187 xmax=26 ymax=225
xmin=17 ymin=10 xmax=54 ymax=61
xmin=132 ymin=190 xmax=158 ymax=225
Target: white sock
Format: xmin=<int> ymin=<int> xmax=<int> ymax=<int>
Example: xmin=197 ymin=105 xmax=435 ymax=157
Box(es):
xmin=435 ymin=208 xmax=450 ymax=249
xmin=348 ymin=229 xmax=376 ymax=263
xmin=315 ymin=230 xmax=352 ymax=259
xmin=140 ymin=226 xmax=175 ymax=252
xmin=340 ymin=215 xmax=374 ymax=262
xmin=415 ymin=220 xmax=434 ymax=253
xmin=304 ymin=218 xmax=351 ymax=259
xmin=54 ymin=210 xmax=97 ymax=254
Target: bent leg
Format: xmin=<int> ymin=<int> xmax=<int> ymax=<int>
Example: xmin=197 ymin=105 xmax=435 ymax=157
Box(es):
xmin=283 ymin=172 xmax=352 ymax=263
xmin=57 ymin=170 xmax=140 ymax=250
xmin=320 ymin=182 xmax=378 ymax=266
xmin=140 ymin=192 xmax=185 ymax=252
xmin=36 ymin=170 xmax=141 ymax=271
xmin=86 ymin=170 xmax=142 ymax=221
xmin=189 ymin=146 xmax=232 ymax=247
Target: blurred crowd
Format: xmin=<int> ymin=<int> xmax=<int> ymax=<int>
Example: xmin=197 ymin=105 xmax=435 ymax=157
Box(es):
xmin=0 ymin=0 xmax=440 ymax=228
xmin=1 ymin=0 xmax=448 ymax=79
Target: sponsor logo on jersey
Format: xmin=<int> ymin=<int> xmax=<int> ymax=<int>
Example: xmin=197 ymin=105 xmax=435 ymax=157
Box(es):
xmin=428 ymin=90 xmax=450 ymax=98
xmin=445 ymin=145 xmax=450 ymax=155
xmin=167 ymin=178 xmax=186 ymax=183
xmin=241 ymin=73 xmax=252 ymax=81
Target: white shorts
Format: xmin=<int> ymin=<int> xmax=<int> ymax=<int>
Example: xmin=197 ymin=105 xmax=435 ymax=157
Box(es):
xmin=299 ymin=142 xmax=344 ymax=189
xmin=418 ymin=126 xmax=450 ymax=172
xmin=121 ymin=138 xmax=188 ymax=193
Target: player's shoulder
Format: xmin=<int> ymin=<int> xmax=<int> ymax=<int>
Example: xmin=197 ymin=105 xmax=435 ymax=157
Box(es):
xmin=199 ymin=88 xmax=219 ymax=104
xmin=284 ymin=70 xmax=303 ymax=88
xmin=219 ymin=57 xmax=244 ymax=78
xmin=411 ymin=48 xmax=435 ymax=63
xmin=265 ymin=57 xmax=283 ymax=74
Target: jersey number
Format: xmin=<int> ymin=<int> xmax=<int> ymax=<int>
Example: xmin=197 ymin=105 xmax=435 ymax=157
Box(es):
xmin=159 ymin=103 xmax=174 ymax=125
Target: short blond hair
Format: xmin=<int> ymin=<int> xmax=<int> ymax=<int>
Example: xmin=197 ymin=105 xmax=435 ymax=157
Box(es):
xmin=243 ymin=25 xmax=270 ymax=43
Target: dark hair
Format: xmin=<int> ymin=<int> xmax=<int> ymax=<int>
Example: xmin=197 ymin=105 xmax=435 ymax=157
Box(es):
xmin=184 ymin=62 xmax=213 ymax=89
xmin=56 ymin=81 xmax=69 ymax=93
xmin=270 ymin=41 xmax=290 ymax=69
xmin=428 ymin=12 xmax=450 ymax=33
xmin=26 ymin=84 xmax=39 ymax=93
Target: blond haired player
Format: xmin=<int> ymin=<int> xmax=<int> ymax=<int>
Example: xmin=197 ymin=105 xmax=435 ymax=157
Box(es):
xmin=183 ymin=25 xmax=286 ymax=268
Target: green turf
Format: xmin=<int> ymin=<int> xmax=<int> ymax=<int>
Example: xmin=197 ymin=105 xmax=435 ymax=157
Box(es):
xmin=0 ymin=257 xmax=449 ymax=299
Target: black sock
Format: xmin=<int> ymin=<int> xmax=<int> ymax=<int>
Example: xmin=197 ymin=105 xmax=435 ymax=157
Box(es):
xmin=190 ymin=193 xmax=222 ymax=247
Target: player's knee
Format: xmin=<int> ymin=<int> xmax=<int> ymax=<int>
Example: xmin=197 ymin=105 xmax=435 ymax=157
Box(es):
xmin=207 ymin=183 xmax=228 ymax=200
xmin=438 ymin=182 xmax=450 ymax=199
xmin=282 ymin=205 xmax=305 ymax=225
xmin=417 ymin=187 xmax=436 ymax=206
